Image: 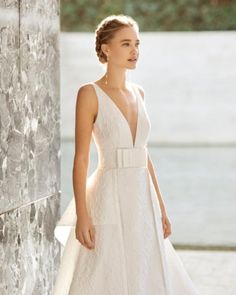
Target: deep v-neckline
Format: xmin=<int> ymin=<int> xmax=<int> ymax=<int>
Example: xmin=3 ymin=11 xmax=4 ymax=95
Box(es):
xmin=93 ymin=82 xmax=139 ymax=148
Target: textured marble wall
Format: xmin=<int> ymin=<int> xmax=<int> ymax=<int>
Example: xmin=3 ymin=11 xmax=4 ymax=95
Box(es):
xmin=0 ymin=0 xmax=60 ymax=294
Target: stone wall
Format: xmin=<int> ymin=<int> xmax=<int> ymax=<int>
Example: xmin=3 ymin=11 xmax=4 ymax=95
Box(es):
xmin=0 ymin=0 xmax=60 ymax=294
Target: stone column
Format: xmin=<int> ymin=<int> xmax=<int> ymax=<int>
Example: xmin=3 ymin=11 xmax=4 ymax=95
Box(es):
xmin=0 ymin=0 xmax=61 ymax=294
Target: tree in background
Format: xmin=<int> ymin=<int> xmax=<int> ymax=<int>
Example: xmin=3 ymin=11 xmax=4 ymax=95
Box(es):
xmin=61 ymin=0 xmax=236 ymax=31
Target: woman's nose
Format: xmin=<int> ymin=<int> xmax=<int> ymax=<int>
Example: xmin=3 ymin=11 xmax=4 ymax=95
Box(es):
xmin=131 ymin=45 xmax=138 ymax=53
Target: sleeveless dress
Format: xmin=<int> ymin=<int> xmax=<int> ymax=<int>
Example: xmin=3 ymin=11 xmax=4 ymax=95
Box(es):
xmin=53 ymin=82 xmax=200 ymax=295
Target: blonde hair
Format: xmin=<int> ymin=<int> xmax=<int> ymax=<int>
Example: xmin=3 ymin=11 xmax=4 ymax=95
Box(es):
xmin=95 ymin=14 xmax=139 ymax=64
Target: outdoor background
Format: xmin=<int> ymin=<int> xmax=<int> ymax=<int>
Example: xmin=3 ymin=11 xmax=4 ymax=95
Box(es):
xmin=60 ymin=1 xmax=236 ymax=294
xmin=61 ymin=0 xmax=236 ymax=31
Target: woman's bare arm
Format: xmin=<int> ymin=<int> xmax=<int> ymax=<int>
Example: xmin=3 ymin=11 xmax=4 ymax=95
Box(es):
xmin=147 ymin=155 xmax=167 ymax=216
xmin=72 ymin=84 xmax=97 ymax=218
xmin=72 ymin=84 xmax=98 ymax=249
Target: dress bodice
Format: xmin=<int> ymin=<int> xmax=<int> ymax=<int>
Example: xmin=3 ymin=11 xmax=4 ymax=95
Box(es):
xmin=91 ymin=82 xmax=151 ymax=169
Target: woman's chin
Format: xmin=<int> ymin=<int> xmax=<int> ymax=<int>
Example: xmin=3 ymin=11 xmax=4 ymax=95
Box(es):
xmin=126 ymin=63 xmax=137 ymax=69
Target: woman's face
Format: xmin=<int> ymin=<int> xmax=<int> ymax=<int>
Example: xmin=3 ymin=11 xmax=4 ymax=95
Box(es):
xmin=103 ymin=25 xmax=140 ymax=69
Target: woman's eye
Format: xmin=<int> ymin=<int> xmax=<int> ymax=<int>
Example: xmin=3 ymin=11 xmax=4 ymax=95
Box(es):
xmin=122 ymin=43 xmax=140 ymax=47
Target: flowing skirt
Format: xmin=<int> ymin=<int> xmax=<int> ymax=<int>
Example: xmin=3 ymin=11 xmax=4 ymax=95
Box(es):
xmin=53 ymin=167 xmax=199 ymax=295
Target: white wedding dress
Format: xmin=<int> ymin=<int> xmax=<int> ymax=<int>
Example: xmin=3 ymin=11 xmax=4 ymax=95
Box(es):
xmin=53 ymin=82 xmax=200 ymax=295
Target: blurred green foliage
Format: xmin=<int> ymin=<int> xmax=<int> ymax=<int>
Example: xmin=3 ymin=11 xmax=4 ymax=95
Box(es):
xmin=61 ymin=0 xmax=236 ymax=31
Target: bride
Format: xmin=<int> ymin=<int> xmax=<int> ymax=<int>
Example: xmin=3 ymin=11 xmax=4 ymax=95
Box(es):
xmin=53 ymin=14 xmax=200 ymax=295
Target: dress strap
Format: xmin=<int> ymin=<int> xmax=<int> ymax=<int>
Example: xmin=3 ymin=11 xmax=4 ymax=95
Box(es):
xmin=90 ymin=82 xmax=100 ymax=101
xmin=130 ymin=82 xmax=143 ymax=104
xmin=90 ymin=82 xmax=103 ymax=126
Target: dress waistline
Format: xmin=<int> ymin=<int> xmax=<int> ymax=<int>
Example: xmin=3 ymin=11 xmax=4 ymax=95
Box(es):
xmin=97 ymin=146 xmax=148 ymax=170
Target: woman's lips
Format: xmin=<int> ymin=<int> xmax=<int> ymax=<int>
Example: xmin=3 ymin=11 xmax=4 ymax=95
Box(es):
xmin=128 ymin=58 xmax=137 ymax=62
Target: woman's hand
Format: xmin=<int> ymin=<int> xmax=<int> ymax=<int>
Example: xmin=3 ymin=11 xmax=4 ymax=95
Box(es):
xmin=161 ymin=212 xmax=172 ymax=239
xmin=75 ymin=213 xmax=96 ymax=250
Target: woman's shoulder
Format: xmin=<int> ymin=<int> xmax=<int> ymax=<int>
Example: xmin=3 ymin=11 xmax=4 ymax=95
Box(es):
xmin=75 ymin=82 xmax=98 ymax=110
xmin=77 ymin=81 xmax=96 ymax=93
xmin=76 ymin=82 xmax=99 ymax=99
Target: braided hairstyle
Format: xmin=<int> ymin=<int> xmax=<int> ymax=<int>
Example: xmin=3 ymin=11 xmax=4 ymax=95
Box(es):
xmin=95 ymin=14 xmax=139 ymax=64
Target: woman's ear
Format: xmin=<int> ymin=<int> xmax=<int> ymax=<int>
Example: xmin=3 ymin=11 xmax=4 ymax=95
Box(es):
xmin=101 ymin=44 xmax=109 ymax=56
xmin=101 ymin=44 xmax=107 ymax=55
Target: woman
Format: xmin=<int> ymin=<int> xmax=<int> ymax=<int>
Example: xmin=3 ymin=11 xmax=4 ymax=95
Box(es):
xmin=53 ymin=14 xmax=200 ymax=295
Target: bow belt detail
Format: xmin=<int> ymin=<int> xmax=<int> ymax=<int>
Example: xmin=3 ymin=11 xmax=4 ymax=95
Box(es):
xmin=98 ymin=147 xmax=148 ymax=170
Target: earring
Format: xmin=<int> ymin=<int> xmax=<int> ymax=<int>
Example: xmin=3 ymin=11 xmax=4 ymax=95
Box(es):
xmin=105 ymin=54 xmax=109 ymax=85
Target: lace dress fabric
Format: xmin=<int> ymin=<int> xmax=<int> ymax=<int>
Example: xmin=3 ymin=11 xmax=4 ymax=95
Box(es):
xmin=52 ymin=82 xmax=200 ymax=295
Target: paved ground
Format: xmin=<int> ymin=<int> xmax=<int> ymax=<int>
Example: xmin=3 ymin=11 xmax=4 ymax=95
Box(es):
xmin=178 ymin=250 xmax=236 ymax=295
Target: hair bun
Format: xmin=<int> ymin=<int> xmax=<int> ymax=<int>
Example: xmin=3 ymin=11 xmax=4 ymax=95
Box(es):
xmin=94 ymin=14 xmax=138 ymax=64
